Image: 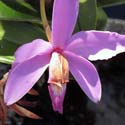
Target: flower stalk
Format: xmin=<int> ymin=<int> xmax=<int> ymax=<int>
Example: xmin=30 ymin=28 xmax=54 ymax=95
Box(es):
xmin=40 ymin=0 xmax=52 ymax=42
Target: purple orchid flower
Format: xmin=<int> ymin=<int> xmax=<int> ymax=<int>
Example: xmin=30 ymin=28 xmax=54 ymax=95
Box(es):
xmin=4 ymin=0 xmax=125 ymax=114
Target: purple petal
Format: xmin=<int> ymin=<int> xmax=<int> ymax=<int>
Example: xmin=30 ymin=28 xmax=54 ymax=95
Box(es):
xmin=52 ymin=0 xmax=79 ymax=48
xmin=14 ymin=39 xmax=52 ymax=65
xmin=64 ymin=51 xmax=101 ymax=103
xmin=48 ymin=84 xmax=66 ymax=114
xmin=66 ymin=31 xmax=125 ymax=60
xmin=4 ymin=52 xmax=50 ymax=105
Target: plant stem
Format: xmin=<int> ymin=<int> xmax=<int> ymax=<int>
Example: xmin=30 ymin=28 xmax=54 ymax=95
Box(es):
xmin=40 ymin=0 xmax=52 ymax=42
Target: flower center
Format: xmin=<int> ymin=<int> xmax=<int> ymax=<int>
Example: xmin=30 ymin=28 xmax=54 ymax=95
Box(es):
xmin=53 ymin=47 xmax=63 ymax=54
xmin=48 ymin=50 xmax=69 ymax=85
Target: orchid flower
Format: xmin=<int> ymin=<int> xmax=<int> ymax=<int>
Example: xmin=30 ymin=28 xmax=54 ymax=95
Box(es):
xmin=4 ymin=0 xmax=125 ymax=114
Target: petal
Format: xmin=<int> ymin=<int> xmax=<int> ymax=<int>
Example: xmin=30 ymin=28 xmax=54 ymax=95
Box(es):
xmin=48 ymin=84 xmax=66 ymax=114
xmin=14 ymin=39 xmax=52 ymax=65
xmin=4 ymin=52 xmax=50 ymax=105
xmin=64 ymin=51 xmax=101 ymax=103
xmin=66 ymin=31 xmax=125 ymax=60
xmin=52 ymin=0 xmax=79 ymax=48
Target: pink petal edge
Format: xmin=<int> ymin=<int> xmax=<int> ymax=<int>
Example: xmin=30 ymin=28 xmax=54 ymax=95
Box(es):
xmin=48 ymin=84 xmax=66 ymax=114
xmin=66 ymin=30 xmax=125 ymax=60
xmin=14 ymin=39 xmax=52 ymax=66
xmin=4 ymin=52 xmax=50 ymax=105
xmin=64 ymin=51 xmax=101 ymax=103
xmin=52 ymin=0 xmax=79 ymax=48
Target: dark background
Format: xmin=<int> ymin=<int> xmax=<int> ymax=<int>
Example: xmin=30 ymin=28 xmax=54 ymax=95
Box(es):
xmin=104 ymin=4 xmax=125 ymax=19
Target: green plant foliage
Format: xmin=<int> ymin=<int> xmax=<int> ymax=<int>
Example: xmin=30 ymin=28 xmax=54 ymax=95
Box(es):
xmin=0 ymin=21 xmax=46 ymax=56
xmin=75 ymin=0 xmax=97 ymax=32
xmin=97 ymin=0 xmax=125 ymax=7
xmin=0 ymin=1 xmax=40 ymax=23
xmin=16 ymin=0 xmax=37 ymax=12
xmin=0 ymin=56 xmax=14 ymax=64
xmin=96 ymin=7 xmax=108 ymax=30
xmin=2 ymin=0 xmax=37 ymax=13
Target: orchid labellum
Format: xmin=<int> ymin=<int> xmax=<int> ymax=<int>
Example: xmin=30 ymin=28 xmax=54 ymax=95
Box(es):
xmin=4 ymin=0 xmax=125 ymax=114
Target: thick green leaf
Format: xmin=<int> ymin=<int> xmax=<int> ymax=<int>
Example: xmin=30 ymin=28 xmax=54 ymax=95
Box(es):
xmin=97 ymin=0 xmax=125 ymax=7
xmin=0 ymin=21 xmax=46 ymax=56
xmin=96 ymin=7 xmax=108 ymax=30
xmin=0 ymin=1 xmax=40 ymax=23
xmin=75 ymin=0 xmax=97 ymax=31
xmin=0 ymin=56 xmax=14 ymax=64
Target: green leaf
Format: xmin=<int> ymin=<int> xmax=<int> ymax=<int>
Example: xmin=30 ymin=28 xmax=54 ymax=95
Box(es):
xmin=16 ymin=0 xmax=37 ymax=12
xmin=0 ymin=56 xmax=15 ymax=64
xmin=0 ymin=21 xmax=46 ymax=56
xmin=0 ymin=22 xmax=5 ymax=40
xmin=2 ymin=0 xmax=37 ymax=15
xmin=0 ymin=39 xmax=19 ymax=56
xmin=96 ymin=7 xmax=108 ymax=30
xmin=97 ymin=0 xmax=125 ymax=7
xmin=0 ymin=1 xmax=40 ymax=23
xmin=75 ymin=0 xmax=97 ymax=31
